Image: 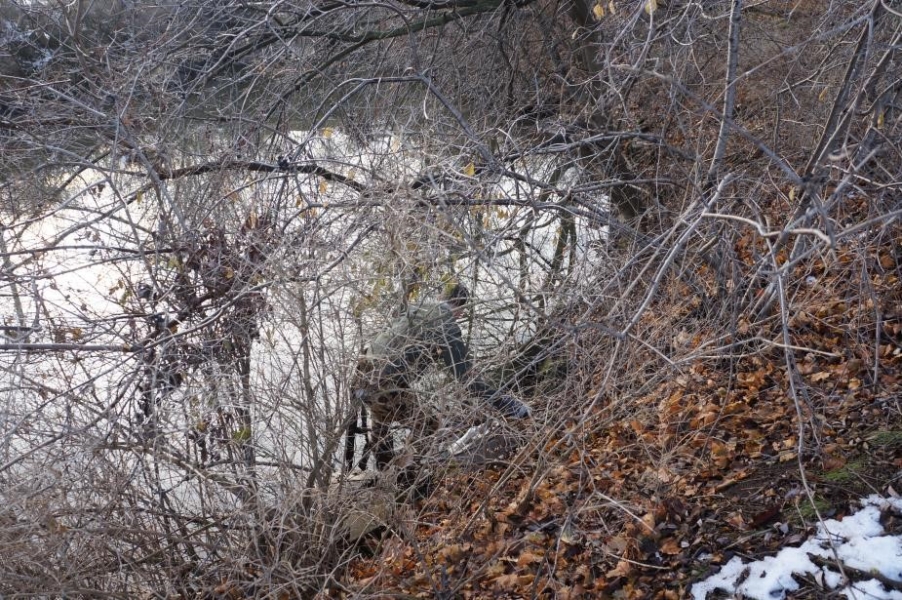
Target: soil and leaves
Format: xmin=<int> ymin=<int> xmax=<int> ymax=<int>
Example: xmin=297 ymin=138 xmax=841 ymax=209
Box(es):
xmin=335 ymin=216 xmax=902 ymax=599
xmin=2 ymin=1 xmax=900 ymax=598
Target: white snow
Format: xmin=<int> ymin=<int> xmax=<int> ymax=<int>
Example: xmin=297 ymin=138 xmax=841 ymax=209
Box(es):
xmin=691 ymin=495 xmax=902 ymax=600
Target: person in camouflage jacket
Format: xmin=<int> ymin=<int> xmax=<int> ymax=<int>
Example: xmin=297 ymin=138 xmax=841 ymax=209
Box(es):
xmin=349 ymin=284 xmax=530 ymax=470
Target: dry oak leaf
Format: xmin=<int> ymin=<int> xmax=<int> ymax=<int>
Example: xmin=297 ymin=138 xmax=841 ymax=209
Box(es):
xmin=659 ymin=537 xmax=681 ymax=555
xmin=494 ymin=572 xmax=535 ymax=590
xmin=516 ymin=550 xmax=545 ymax=567
xmin=606 ymin=559 xmax=632 ymax=578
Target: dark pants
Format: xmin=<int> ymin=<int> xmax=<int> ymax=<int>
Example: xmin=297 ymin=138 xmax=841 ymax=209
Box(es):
xmin=352 ymin=358 xmax=440 ymax=470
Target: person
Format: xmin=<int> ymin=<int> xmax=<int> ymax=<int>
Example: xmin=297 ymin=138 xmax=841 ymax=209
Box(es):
xmin=348 ymin=284 xmax=530 ymax=470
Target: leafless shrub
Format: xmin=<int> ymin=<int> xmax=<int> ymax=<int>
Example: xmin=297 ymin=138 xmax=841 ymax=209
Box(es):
xmin=0 ymin=0 xmax=899 ymax=595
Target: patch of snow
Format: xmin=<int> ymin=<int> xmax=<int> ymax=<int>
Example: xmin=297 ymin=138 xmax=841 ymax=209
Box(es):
xmin=446 ymin=422 xmax=491 ymax=456
xmin=841 ymin=579 xmax=902 ymax=600
xmin=692 ymin=556 xmax=748 ymax=599
xmin=692 ymin=495 xmax=902 ymax=600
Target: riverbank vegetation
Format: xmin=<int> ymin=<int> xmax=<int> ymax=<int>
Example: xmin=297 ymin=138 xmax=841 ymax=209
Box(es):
xmin=1 ymin=0 xmax=900 ymax=596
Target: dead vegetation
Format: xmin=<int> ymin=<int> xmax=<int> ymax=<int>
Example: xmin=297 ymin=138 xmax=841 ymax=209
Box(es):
xmin=0 ymin=0 xmax=900 ymax=597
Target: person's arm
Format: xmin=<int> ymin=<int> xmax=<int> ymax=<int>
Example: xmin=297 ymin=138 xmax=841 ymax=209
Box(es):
xmin=436 ymin=309 xmax=531 ymax=419
xmin=436 ymin=315 xmax=494 ymax=399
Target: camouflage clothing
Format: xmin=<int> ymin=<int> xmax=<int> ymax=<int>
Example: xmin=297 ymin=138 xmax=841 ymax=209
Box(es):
xmin=352 ymin=300 xmax=496 ymax=469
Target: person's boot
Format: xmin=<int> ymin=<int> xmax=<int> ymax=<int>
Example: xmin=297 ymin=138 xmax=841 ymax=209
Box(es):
xmin=374 ymin=437 xmax=394 ymax=470
xmin=396 ymin=462 xmax=435 ymax=502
